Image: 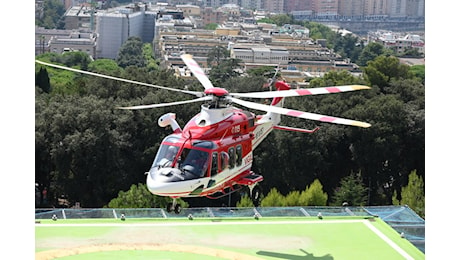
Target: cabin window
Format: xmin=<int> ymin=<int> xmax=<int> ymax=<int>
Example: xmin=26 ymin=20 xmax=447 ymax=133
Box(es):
xmin=236 ymin=144 xmax=243 ymax=167
xmin=228 ymin=147 xmax=235 ymax=169
xmin=211 ymin=152 xmax=218 ymax=176
xmin=220 ymin=152 xmax=229 ymax=171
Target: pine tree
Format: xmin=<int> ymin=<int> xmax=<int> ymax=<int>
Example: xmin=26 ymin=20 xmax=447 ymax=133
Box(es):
xmin=392 ymin=170 xmax=425 ymax=218
xmin=331 ymin=172 xmax=368 ymax=206
xmin=260 ymin=188 xmax=286 ymax=207
xmin=299 ymin=179 xmax=328 ymax=206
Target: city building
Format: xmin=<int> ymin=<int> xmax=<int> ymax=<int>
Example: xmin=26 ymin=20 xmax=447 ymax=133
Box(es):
xmin=95 ymin=3 xmax=157 ymax=59
xmin=49 ymin=31 xmax=97 ymax=58
xmin=63 ymin=4 xmax=96 ymax=31
xmin=40 ymin=1 xmax=424 ymax=84
xmin=35 ymin=26 xmax=97 ymax=58
xmin=367 ymin=30 xmax=425 ymax=55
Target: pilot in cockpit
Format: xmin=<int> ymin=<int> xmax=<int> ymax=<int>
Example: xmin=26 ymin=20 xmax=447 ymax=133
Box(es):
xmin=159 ymin=146 xmax=178 ymax=167
xmin=166 ymin=146 xmax=178 ymax=161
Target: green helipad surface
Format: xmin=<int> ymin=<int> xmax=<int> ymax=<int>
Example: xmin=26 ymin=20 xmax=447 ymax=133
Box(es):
xmin=35 ymin=217 xmax=424 ymax=259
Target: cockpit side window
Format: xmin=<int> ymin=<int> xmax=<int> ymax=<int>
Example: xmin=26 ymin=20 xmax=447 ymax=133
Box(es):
xmin=179 ymin=148 xmax=209 ymax=177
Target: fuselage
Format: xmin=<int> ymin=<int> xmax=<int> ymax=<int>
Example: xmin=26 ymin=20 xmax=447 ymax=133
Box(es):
xmin=146 ymin=106 xmax=272 ymax=198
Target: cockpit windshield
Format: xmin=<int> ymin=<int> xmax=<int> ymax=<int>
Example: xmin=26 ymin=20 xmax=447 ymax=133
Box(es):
xmin=152 ymin=144 xmax=179 ymax=168
xmin=151 ymin=137 xmax=215 ymax=179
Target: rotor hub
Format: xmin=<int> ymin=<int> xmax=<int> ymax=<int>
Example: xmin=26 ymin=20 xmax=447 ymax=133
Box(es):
xmin=204 ymin=87 xmax=229 ymax=97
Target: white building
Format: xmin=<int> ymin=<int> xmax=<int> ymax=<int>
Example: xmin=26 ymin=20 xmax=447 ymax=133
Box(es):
xmin=368 ymin=30 xmax=424 ymax=54
xmin=230 ymin=44 xmax=289 ymax=65
xmin=49 ymin=31 xmax=97 ymax=58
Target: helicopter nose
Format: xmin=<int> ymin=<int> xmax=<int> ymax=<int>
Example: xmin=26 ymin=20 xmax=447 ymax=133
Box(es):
xmin=146 ymin=169 xmax=180 ymax=196
xmin=146 ymin=171 xmax=166 ymax=195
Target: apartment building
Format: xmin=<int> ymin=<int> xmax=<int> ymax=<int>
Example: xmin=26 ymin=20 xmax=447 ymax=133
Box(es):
xmin=364 ymin=0 xmax=388 ymax=17
xmin=313 ymin=0 xmax=339 ymax=16
xmin=338 ymin=0 xmax=364 ymax=17
xmin=368 ymin=30 xmax=424 ymax=54
xmin=95 ymin=3 xmax=157 ymax=59
xmin=287 ymin=0 xmax=423 ymax=18
xmin=264 ymin=0 xmax=285 ymax=14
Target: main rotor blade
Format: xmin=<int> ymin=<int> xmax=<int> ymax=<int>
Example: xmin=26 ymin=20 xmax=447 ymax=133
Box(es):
xmin=35 ymin=60 xmax=203 ymax=97
xmin=180 ymin=54 xmax=214 ymax=90
xmin=231 ymin=85 xmax=370 ymax=99
xmin=117 ymin=96 xmax=212 ymax=110
xmin=230 ymin=97 xmax=371 ymax=128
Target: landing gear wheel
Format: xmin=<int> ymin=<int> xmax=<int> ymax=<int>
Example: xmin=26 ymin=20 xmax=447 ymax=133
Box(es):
xmin=166 ymin=202 xmax=174 ymax=213
xmin=174 ymin=204 xmax=182 ymax=214
xmin=251 ymin=185 xmax=262 ymax=207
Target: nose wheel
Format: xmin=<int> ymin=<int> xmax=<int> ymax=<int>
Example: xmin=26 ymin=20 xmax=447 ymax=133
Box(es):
xmin=166 ymin=199 xmax=181 ymax=214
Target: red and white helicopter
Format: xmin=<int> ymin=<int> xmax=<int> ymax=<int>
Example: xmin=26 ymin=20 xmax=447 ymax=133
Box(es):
xmin=36 ymin=54 xmax=371 ymax=213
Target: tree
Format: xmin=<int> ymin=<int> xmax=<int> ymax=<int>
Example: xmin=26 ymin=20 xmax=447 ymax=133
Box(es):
xmin=331 ymin=172 xmax=368 ymax=206
xmin=333 ymin=33 xmax=363 ymax=63
xmin=285 ymin=190 xmax=301 ymax=206
xmin=36 ymin=0 xmax=66 ymax=29
xmin=392 ymin=170 xmax=424 ymax=218
xmin=260 ymin=188 xmax=285 ymax=207
xmin=142 ymin=43 xmax=159 ymax=71
xmin=36 ymin=67 xmax=51 ymax=93
xmin=107 ymin=183 xmax=188 ymax=208
xmin=364 ymin=55 xmax=412 ymax=90
xmin=269 ymin=14 xmax=294 ymax=26
xmin=299 ymin=179 xmax=328 ymax=206
xmin=116 ymin=37 xmax=146 ymax=68
xmin=409 ymin=65 xmax=425 ymax=84
xmin=236 ymin=195 xmax=254 ymax=207
xmin=204 ymin=23 xmax=218 ymax=30
xmin=356 ymin=42 xmax=391 ymax=66
xmin=206 ymin=46 xmax=230 ymax=67
xmin=208 ymin=58 xmax=243 ymax=87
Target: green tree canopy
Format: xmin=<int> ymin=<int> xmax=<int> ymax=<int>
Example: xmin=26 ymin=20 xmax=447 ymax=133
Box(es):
xmin=392 ymin=170 xmax=425 ymax=218
xmin=331 ymin=172 xmax=368 ymax=206
xmin=206 ymin=46 xmax=230 ymax=67
xmin=260 ymin=188 xmax=286 ymax=207
xmin=36 ymin=0 xmax=66 ymax=29
xmin=364 ymin=55 xmax=412 ymax=90
xmin=356 ymin=42 xmax=392 ymax=66
xmin=107 ymin=183 xmax=188 ymax=208
xmin=299 ymin=179 xmax=328 ymax=206
xmin=117 ymin=37 xmax=146 ymax=68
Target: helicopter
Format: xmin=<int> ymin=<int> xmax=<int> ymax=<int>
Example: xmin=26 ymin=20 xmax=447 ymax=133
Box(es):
xmin=35 ymin=54 xmax=371 ymax=214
